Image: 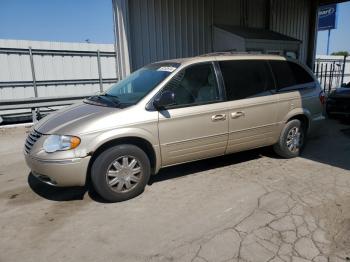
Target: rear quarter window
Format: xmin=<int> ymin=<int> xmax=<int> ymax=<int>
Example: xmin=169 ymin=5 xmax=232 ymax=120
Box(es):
xmin=269 ymin=60 xmax=314 ymax=90
xmin=219 ymin=60 xmax=275 ymax=101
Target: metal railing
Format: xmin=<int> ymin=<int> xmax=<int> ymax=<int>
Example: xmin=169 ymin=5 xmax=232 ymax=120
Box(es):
xmin=314 ymin=55 xmax=349 ymax=93
xmin=0 ymin=96 xmax=89 ymax=123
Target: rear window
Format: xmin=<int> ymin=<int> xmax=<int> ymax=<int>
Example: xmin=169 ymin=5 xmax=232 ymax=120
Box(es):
xmin=269 ymin=60 xmax=314 ymax=90
xmin=219 ymin=60 xmax=275 ymax=101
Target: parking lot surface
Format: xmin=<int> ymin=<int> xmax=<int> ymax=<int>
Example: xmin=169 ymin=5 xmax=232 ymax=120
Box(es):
xmin=0 ymin=119 xmax=350 ymax=262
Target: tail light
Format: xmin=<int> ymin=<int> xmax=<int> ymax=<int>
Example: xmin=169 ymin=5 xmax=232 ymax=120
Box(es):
xmin=319 ymin=91 xmax=325 ymax=105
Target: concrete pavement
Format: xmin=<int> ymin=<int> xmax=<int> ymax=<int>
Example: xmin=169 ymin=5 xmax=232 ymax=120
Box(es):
xmin=0 ymin=119 xmax=350 ymax=262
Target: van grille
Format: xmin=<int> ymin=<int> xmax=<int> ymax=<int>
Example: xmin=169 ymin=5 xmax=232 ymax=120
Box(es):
xmin=24 ymin=130 xmax=42 ymax=154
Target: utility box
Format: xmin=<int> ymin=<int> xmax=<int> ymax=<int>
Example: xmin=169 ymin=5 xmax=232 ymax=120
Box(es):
xmin=213 ymin=25 xmax=301 ymax=59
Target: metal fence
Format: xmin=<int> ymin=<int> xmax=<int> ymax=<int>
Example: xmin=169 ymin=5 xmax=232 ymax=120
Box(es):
xmin=0 ymin=46 xmax=118 ymax=98
xmin=0 ymin=41 xmax=118 ymax=124
xmin=314 ymin=55 xmax=350 ymax=93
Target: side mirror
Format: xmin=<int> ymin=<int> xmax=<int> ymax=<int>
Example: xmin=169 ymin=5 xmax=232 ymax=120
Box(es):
xmin=153 ymin=90 xmax=176 ymax=110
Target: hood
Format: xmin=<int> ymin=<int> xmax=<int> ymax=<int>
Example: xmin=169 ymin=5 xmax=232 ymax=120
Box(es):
xmin=34 ymin=102 xmax=121 ymax=135
xmin=329 ymin=87 xmax=350 ymax=99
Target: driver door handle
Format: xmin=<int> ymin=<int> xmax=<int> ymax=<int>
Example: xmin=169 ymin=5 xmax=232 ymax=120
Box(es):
xmin=231 ymin=111 xmax=245 ymax=119
xmin=211 ymin=114 xmax=227 ymax=121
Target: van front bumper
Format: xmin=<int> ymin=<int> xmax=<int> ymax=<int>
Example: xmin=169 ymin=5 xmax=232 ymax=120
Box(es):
xmin=25 ymin=154 xmax=91 ymax=187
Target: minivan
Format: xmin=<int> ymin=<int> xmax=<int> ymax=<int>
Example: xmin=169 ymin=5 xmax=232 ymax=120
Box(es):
xmin=24 ymin=54 xmax=325 ymax=202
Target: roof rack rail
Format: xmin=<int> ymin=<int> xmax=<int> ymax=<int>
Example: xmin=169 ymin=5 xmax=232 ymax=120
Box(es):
xmin=198 ymin=51 xmax=284 ymax=57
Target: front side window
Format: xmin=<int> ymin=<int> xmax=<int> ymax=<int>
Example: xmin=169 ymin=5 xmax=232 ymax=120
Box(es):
xmin=269 ymin=60 xmax=314 ymax=90
xmin=162 ymin=63 xmax=221 ymax=107
xmin=219 ymin=60 xmax=275 ymax=101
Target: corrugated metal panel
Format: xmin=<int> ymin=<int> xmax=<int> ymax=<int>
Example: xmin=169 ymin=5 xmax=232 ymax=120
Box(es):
xmin=128 ymin=0 xmax=213 ymax=70
xmin=213 ymin=0 xmax=267 ymax=28
xmin=123 ymin=0 xmax=312 ymax=70
xmin=270 ymin=0 xmax=310 ymax=63
xmin=0 ymin=39 xmax=117 ymax=100
xmin=213 ymin=0 xmax=310 ymax=63
xmin=213 ymin=0 xmax=241 ymax=26
xmin=246 ymin=0 xmax=267 ymax=28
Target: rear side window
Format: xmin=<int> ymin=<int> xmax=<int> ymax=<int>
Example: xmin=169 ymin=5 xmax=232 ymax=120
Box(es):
xmin=269 ymin=60 xmax=314 ymax=90
xmin=219 ymin=60 xmax=275 ymax=101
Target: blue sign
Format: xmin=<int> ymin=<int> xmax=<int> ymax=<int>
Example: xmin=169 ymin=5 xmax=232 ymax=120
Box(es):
xmin=318 ymin=4 xmax=337 ymax=31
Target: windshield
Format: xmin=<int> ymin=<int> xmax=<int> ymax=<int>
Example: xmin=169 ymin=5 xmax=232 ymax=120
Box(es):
xmin=103 ymin=62 xmax=180 ymax=106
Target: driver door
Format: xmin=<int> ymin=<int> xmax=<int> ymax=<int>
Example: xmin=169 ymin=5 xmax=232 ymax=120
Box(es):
xmin=157 ymin=62 xmax=229 ymax=167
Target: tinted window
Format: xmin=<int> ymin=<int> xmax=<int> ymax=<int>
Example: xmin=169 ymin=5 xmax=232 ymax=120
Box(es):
xmin=219 ymin=60 xmax=275 ymax=101
xmin=288 ymin=62 xmax=314 ymax=85
xmin=269 ymin=60 xmax=314 ymax=90
xmin=163 ymin=63 xmax=220 ymax=107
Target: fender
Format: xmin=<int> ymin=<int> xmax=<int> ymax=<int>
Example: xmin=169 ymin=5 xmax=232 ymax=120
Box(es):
xmin=281 ymin=107 xmax=311 ymax=129
xmin=89 ymin=127 xmax=162 ymax=173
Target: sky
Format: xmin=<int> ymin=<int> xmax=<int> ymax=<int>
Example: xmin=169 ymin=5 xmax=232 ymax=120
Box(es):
xmin=0 ymin=0 xmax=114 ymax=44
xmin=0 ymin=0 xmax=349 ymax=54
xmin=316 ymin=1 xmax=350 ymax=55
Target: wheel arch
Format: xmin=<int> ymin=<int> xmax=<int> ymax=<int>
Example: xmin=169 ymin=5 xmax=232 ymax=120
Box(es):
xmin=283 ymin=108 xmax=311 ymax=133
xmin=86 ymin=136 xmax=159 ymax=186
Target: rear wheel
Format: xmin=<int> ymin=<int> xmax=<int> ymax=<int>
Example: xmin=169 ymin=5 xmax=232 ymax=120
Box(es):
xmin=273 ymin=119 xmax=305 ymax=158
xmin=91 ymin=144 xmax=151 ymax=202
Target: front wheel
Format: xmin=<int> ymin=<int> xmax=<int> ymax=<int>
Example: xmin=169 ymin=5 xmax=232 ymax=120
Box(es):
xmin=91 ymin=144 xmax=151 ymax=202
xmin=273 ymin=119 xmax=305 ymax=158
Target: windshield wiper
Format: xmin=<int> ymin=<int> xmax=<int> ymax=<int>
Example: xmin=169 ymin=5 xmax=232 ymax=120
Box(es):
xmin=100 ymin=93 xmax=121 ymax=104
xmin=85 ymin=94 xmax=121 ymax=107
xmin=102 ymin=93 xmax=119 ymax=99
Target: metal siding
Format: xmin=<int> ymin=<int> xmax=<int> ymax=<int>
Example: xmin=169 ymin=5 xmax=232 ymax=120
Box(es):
xmin=122 ymin=0 xmax=312 ymax=71
xmin=213 ymin=0 xmax=241 ymax=26
xmin=128 ymin=0 xmax=213 ymax=70
xmin=270 ymin=0 xmax=310 ymax=62
xmin=213 ymin=0 xmax=266 ymax=28
xmin=0 ymin=39 xmax=117 ymax=100
xmin=247 ymin=0 xmax=266 ymax=28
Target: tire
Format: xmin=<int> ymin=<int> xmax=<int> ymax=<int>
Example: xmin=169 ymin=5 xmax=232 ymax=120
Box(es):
xmin=91 ymin=144 xmax=151 ymax=202
xmin=273 ymin=119 xmax=306 ymax=159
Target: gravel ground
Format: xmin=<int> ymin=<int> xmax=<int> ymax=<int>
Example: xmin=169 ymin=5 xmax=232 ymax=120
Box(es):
xmin=0 ymin=119 xmax=349 ymax=262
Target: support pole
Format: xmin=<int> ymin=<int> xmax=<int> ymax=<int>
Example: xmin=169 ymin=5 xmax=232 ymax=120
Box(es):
xmin=97 ymin=50 xmax=104 ymax=92
xmin=306 ymin=0 xmax=319 ymax=69
xmin=28 ymin=46 xmax=38 ymax=98
xmin=326 ymin=29 xmax=331 ymax=55
xmin=340 ymin=55 xmax=347 ymax=85
xmin=31 ymin=108 xmax=37 ymax=123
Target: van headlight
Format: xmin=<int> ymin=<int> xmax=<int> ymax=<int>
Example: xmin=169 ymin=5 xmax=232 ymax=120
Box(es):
xmin=43 ymin=135 xmax=81 ymax=153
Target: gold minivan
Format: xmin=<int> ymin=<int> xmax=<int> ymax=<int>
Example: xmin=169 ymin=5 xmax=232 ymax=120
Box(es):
xmin=24 ymin=54 xmax=325 ymax=202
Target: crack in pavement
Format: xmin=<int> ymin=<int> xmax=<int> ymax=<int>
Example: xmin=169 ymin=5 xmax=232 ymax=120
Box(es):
xmin=148 ymin=182 xmax=350 ymax=262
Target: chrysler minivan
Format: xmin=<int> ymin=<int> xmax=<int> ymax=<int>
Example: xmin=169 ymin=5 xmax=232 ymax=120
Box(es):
xmin=24 ymin=54 xmax=325 ymax=202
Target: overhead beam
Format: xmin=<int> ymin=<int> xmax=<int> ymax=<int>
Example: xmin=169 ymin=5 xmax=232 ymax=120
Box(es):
xmin=318 ymin=0 xmax=348 ymax=4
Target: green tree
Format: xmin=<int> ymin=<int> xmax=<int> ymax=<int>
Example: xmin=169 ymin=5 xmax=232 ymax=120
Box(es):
xmin=331 ymin=51 xmax=349 ymax=56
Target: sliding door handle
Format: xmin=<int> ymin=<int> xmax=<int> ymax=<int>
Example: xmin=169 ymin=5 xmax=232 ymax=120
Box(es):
xmin=231 ymin=111 xmax=245 ymax=119
xmin=211 ymin=114 xmax=227 ymax=121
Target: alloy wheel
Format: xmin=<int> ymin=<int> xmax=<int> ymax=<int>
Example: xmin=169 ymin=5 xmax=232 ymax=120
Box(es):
xmin=106 ymin=156 xmax=142 ymax=193
xmin=286 ymin=127 xmax=303 ymax=153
